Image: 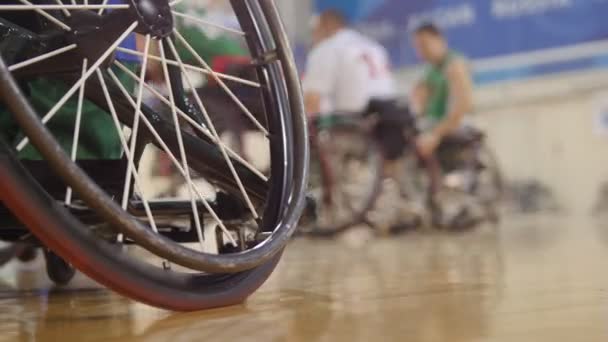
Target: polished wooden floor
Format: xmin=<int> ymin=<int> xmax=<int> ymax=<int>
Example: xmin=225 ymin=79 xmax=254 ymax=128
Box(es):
xmin=1 ymin=215 xmax=608 ymax=341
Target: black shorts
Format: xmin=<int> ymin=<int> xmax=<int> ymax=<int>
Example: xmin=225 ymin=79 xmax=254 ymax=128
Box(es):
xmin=373 ymin=120 xmax=407 ymax=161
xmin=365 ymin=99 xmax=414 ymax=161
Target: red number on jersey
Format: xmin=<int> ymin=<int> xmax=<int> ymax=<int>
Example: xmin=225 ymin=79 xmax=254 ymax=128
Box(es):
xmin=360 ymin=53 xmax=389 ymax=79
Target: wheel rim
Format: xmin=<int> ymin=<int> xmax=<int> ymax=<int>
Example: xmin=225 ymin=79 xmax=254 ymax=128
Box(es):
xmin=0 ymin=0 xmax=309 ymax=273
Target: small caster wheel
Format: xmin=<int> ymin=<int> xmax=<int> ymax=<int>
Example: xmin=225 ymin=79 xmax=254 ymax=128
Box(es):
xmin=44 ymin=250 xmax=76 ymax=286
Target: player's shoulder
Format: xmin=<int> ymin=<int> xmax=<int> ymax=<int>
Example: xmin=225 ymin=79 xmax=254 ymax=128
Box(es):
xmin=361 ymin=34 xmax=384 ymax=49
xmin=445 ymin=53 xmax=469 ymax=73
xmin=309 ymin=35 xmax=341 ymax=60
xmin=446 ymin=50 xmax=468 ymax=64
xmin=354 ymin=31 xmax=389 ymax=57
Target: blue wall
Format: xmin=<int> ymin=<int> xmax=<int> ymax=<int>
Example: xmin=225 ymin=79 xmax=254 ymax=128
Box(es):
xmin=314 ymin=0 xmax=608 ymax=83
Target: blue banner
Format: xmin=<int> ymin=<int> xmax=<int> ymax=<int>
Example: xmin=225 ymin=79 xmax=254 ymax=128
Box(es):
xmin=314 ymin=0 xmax=608 ymax=82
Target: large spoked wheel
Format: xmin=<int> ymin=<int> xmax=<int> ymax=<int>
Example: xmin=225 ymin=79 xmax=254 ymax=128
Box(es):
xmin=0 ymin=0 xmax=308 ymax=311
xmin=304 ymin=120 xmax=383 ymax=237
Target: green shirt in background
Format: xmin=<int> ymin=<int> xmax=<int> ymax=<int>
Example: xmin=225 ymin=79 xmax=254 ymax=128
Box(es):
xmin=0 ymin=65 xmax=136 ymax=160
xmin=423 ymin=51 xmax=465 ymax=123
xmin=174 ymin=5 xmax=247 ymax=63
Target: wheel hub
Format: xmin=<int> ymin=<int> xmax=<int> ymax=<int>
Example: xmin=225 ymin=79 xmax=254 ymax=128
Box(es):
xmin=129 ymin=0 xmax=173 ymax=38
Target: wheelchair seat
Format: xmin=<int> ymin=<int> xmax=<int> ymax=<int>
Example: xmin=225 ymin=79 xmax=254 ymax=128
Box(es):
xmin=441 ymin=125 xmax=485 ymax=147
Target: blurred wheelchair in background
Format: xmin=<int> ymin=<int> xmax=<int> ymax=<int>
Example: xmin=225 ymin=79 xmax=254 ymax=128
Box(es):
xmin=303 ymin=100 xmax=503 ymax=236
xmin=0 ymin=0 xmax=308 ymax=311
xmin=303 ymin=114 xmax=384 ymax=237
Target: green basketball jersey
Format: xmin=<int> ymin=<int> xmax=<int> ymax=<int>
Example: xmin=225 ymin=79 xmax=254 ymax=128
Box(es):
xmin=174 ymin=5 xmax=247 ymax=63
xmin=423 ymin=51 xmax=464 ymax=123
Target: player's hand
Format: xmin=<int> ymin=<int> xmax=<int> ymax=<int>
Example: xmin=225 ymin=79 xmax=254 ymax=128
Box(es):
xmin=416 ymin=132 xmax=441 ymax=158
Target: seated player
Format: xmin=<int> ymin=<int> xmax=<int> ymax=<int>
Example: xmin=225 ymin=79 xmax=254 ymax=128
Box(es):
xmin=303 ymin=10 xmax=408 ymax=176
xmin=409 ymin=23 xmax=474 ymax=202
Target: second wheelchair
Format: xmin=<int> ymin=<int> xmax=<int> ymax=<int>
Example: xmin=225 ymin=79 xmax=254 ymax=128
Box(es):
xmin=304 ymin=101 xmax=503 ymax=236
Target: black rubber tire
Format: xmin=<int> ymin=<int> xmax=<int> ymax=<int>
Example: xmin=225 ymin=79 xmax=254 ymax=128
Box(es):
xmin=44 ymin=250 xmax=76 ymax=286
xmin=306 ymin=124 xmax=384 ymax=238
xmin=0 ymin=144 xmax=282 ymax=311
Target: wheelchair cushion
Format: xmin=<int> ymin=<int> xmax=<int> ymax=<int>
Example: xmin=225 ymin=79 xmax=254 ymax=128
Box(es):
xmin=442 ymin=126 xmax=485 ymax=146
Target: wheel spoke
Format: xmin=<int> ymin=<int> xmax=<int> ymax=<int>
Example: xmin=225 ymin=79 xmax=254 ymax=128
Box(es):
xmin=166 ymin=38 xmax=259 ymax=219
xmin=121 ymin=34 xmax=151 ymax=210
xmin=114 ymin=47 xmax=261 ymax=87
xmin=174 ymin=29 xmax=269 ymax=136
xmin=96 ymin=69 xmax=159 ymax=234
xmin=16 ymin=21 xmax=139 ymax=151
xmin=65 ymin=58 xmax=88 ymax=206
xmin=0 ymin=4 xmax=129 ymax=10
xmin=53 ymin=0 xmax=71 ymax=17
xmin=172 ymin=11 xmax=245 ymax=36
xmin=159 ymin=42 xmax=207 ymax=251
xmin=107 ymin=69 xmax=238 ymax=248
xmin=97 ymin=0 xmax=109 ymax=15
xmin=8 ymin=44 xmax=77 ymax=72
xmin=113 ymin=60 xmax=268 ymax=181
xmin=169 ymin=0 xmax=186 ymax=7
xmin=16 ymin=0 xmax=71 ymax=31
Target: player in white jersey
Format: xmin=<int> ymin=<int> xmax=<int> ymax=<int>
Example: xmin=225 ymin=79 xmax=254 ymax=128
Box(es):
xmin=305 ymin=9 xmax=417 ymax=191
xmin=303 ymin=10 xmax=396 ymax=117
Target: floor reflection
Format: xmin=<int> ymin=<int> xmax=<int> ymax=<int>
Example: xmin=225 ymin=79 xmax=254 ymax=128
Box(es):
xmin=0 ymin=215 xmax=608 ymax=341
